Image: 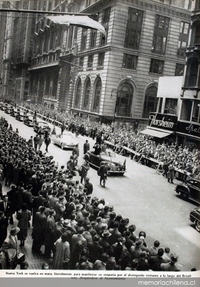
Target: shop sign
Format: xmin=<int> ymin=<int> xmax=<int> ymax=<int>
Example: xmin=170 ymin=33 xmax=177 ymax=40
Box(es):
xmin=177 ymin=121 xmax=200 ymax=138
xmin=148 ymin=113 xmax=178 ymax=131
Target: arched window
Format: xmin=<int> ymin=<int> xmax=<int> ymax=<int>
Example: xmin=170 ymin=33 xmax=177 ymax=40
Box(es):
xmin=74 ymin=78 xmax=81 ymax=107
xmin=185 ymin=58 xmax=199 ymax=87
xmin=142 ymin=85 xmax=158 ymax=118
xmin=83 ymin=77 xmax=91 ymax=109
xmin=93 ymin=78 xmax=102 ymax=112
xmin=116 ymin=82 xmax=133 ymax=117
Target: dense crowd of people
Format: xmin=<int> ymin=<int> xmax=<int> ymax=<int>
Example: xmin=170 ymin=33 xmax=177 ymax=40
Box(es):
xmin=23 ymin=103 xmax=200 ymax=180
xmin=0 ymin=116 xmax=184 ymax=271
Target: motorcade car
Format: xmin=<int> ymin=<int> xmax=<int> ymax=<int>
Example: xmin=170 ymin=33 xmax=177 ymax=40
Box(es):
xmin=23 ymin=114 xmax=35 ymax=127
xmin=15 ymin=110 xmax=26 ymax=121
xmin=87 ymin=150 xmax=126 ymax=175
xmin=51 ymin=132 xmax=78 ymax=149
xmin=175 ymin=178 xmax=200 ymax=205
xmin=189 ymin=207 xmax=200 ymax=232
xmin=0 ymin=102 xmax=5 ymax=111
xmin=33 ymin=121 xmax=51 ymax=134
xmin=10 ymin=107 xmax=17 ymax=117
xmin=4 ymin=104 xmax=12 ymax=114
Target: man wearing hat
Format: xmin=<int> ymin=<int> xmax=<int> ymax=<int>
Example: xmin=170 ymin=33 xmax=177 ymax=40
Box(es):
xmin=160 ymin=254 xmax=180 ymax=271
xmin=84 ymin=177 xmax=93 ymax=196
xmin=79 ymin=161 xmax=90 ymax=184
xmin=99 ymin=230 xmax=112 ymax=251
xmin=97 ymin=161 xmax=108 ymax=188
xmin=0 ymin=211 xmax=8 ymax=248
xmin=88 ymin=235 xmax=104 ymax=263
xmin=2 ymin=226 xmax=20 ymax=269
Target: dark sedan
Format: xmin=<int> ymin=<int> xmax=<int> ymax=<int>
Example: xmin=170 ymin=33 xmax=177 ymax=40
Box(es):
xmin=87 ymin=150 xmax=126 ymax=175
xmin=23 ymin=114 xmax=34 ymax=127
xmin=189 ymin=207 xmax=200 ymax=232
xmin=175 ymin=179 xmax=200 ymax=205
xmin=33 ymin=121 xmax=51 ymax=134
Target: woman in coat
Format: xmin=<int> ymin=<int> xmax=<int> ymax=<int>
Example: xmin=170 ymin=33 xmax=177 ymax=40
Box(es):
xmin=52 ymin=232 xmax=70 ymax=269
xmin=16 ymin=203 xmax=31 ymax=247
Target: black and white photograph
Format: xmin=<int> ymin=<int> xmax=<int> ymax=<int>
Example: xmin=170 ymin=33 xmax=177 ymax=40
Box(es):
xmin=0 ymin=0 xmax=200 ymax=283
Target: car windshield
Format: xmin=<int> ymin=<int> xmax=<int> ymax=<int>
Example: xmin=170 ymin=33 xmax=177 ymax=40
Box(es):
xmin=38 ymin=122 xmax=48 ymax=127
xmin=187 ymin=180 xmax=200 ymax=186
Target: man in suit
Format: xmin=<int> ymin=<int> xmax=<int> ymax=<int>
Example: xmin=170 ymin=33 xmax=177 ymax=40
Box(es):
xmin=83 ymin=140 xmax=90 ymax=154
xmin=88 ymin=235 xmax=104 ymax=263
xmin=98 ymin=162 xmax=108 ymax=187
xmin=0 ymin=195 xmax=12 ymax=222
xmin=84 ymin=177 xmax=93 ymax=196
xmin=0 ymin=211 xmax=8 ymax=248
xmin=1 ymin=226 xmax=20 ymax=269
xmin=148 ymin=248 xmax=166 ymax=271
xmin=32 ymin=206 xmax=47 ymax=253
xmin=32 ymin=191 xmax=46 ymax=225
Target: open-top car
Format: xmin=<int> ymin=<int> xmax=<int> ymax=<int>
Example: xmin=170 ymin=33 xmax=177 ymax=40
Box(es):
xmin=87 ymin=150 xmax=126 ymax=175
xmin=175 ymin=178 xmax=200 ymax=205
xmin=51 ymin=133 xmax=78 ymax=149
xmin=189 ymin=207 xmax=200 ymax=232
xmin=33 ymin=121 xmax=51 ymax=134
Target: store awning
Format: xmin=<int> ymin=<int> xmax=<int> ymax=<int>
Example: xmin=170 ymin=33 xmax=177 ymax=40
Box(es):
xmin=140 ymin=127 xmax=173 ymax=138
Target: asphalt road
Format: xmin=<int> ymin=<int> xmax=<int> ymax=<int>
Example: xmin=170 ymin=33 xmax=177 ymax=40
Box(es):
xmin=1 ymin=110 xmax=200 ymax=272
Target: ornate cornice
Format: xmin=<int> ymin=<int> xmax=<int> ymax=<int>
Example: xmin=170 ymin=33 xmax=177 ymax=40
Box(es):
xmin=81 ymin=0 xmax=191 ymax=21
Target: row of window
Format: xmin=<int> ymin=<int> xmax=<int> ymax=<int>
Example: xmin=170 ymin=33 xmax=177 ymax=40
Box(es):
xmin=32 ymin=52 xmax=60 ymax=67
xmin=80 ymin=7 xmax=190 ymax=59
xmin=79 ymin=53 xmax=184 ymax=76
xmin=74 ymin=77 xmax=102 ymax=112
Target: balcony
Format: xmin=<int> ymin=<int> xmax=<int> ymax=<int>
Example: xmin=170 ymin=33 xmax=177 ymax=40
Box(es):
xmin=29 ymin=51 xmax=61 ymax=71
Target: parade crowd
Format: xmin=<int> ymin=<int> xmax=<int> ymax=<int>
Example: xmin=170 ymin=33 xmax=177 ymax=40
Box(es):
xmin=0 ymin=115 xmax=186 ymax=272
xmin=24 ymin=103 xmax=200 ymax=180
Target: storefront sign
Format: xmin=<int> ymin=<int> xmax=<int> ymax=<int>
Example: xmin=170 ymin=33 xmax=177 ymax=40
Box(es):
xmin=148 ymin=113 xmax=177 ymax=131
xmin=177 ymin=121 xmax=200 ymax=138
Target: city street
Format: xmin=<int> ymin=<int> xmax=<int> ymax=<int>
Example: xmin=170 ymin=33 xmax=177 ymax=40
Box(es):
xmin=1 ymin=110 xmax=200 ymax=271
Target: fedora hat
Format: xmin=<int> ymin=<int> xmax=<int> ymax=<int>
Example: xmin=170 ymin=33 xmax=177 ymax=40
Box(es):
xmin=135 ymin=239 xmax=143 ymax=247
xmin=102 ymin=230 xmax=111 ymax=238
xmin=10 ymin=226 xmax=20 ymax=236
xmin=63 ymin=219 xmax=71 ymax=228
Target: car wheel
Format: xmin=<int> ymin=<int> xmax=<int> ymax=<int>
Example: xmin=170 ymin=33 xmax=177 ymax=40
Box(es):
xmin=195 ymin=220 xmax=200 ymax=232
xmin=180 ymin=191 xmax=188 ymax=200
xmin=60 ymin=143 xmax=64 ymax=149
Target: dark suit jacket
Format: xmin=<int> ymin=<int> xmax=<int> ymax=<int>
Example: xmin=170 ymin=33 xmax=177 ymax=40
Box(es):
xmin=0 ymin=200 xmax=11 ymax=216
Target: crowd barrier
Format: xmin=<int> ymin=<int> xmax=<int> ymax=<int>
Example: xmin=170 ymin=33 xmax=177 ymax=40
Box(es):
xmin=20 ymin=107 xmax=192 ymax=182
xmin=104 ymin=141 xmax=191 ymax=181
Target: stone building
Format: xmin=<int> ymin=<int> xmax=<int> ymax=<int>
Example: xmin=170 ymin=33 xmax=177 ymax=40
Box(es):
xmin=0 ymin=0 xmax=195 ymax=125
xmin=146 ymin=0 xmax=200 ymax=146
xmin=70 ymin=0 xmax=194 ymax=124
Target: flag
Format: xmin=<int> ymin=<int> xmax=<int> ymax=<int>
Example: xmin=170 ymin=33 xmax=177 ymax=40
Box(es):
xmin=46 ymin=15 xmax=106 ymax=35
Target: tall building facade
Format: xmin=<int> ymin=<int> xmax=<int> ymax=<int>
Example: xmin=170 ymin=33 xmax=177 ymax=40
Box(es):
xmin=0 ymin=0 xmax=195 ymax=125
xmin=70 ymin=0 xmax=194 ymax=124
xmin=28 ymin=0 xmax=85 ymax=110
xmin=155 ymin=0 xmax=200 ymax=145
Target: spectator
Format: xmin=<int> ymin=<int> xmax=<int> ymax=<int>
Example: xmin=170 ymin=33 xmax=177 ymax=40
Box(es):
xmin=83 ymin=140 xmax=90 ymax=154
xmin=160 ymin=254 xmax=180 ymax=271
xmin=52 ymin=232 xmax=70 ymax=269
xmin=16 ymin=203 xmax=31 ymax=247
